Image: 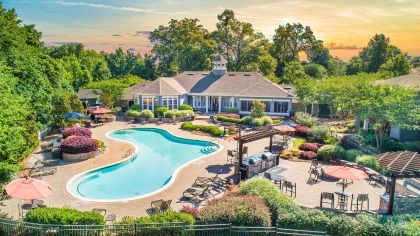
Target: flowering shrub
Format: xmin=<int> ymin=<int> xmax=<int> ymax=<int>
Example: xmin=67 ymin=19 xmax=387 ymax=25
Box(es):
xmin=280 ymin=149 xmax=300 ymax=160
xmin=295 ymin=125 xmax=310 ymax=137
xmin=217 ymin=113 xmax=240 ymax=119
xmin=61 ymin=127 xmax=92 ymax=139
xmin=299 ymin=142 xmax=322 ymax=152
xmin=294 ymin=112 xmax=317 ymax=127
xmin=61 ymin=136 xmax=98 ymax=154
xmin=180 ymin=205 xmax=199 ymax=218
xmin=299 ymin=151 xmax=317 ymax=160
xmin=198 ymin=195 xmax=271 ymax=226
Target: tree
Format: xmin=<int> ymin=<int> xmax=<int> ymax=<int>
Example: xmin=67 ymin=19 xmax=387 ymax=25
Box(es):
xmin=346 ymin=57 xmax=365 ymax=75
xmin=105 ymin=48 xmax=141 ymax=78
xmin=303 ymin=63 xmax=327 ymax=79
xmin=213 ymin=10 xmax=267 ymax=71
xmin=379 ymin=53 xmax=412 ymax=77
xmin=281 ymin=61 xmax=308 ymax=84
xmin=271 ymin=23 xmax=319 ymax=76
xmin=257 ymin=54 xmax=277 ymax=76
xmin=359 ymin=34 xmax=402 ymax=73
xmin=250 ymin=100 xmax=266 ymax=118
xmin=307 ymin=43 xmax=330 ymax=68
xmin=327 ymin=57 xmax=346 ymax=76
xmin=294 ymin=77 xmax=317 ymax=113
xmin=52 ymin=92 xmax=84 ymax=128
xmin=150 ymin=18 xmax=216 ymax=76
xmin=133 ymin=54 xmax=159 ymax=80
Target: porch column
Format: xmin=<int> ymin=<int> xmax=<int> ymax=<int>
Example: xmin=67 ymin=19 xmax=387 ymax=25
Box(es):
xmin=288 ymin=100 xmax=292 ymax=117
xmin=205 ymin=96 xmax=209 ymax=113
xmin=151 ymin=97 xmax=154 ymax=111
xmin=354 ymin=117 xmax=361 ymax=133
xmin=218 ymin=96 xmax=222 ymax=113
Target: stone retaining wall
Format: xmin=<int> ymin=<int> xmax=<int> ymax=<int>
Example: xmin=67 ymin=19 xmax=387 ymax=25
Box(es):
xmin=393 ymin=195 xmax=420 ymax=214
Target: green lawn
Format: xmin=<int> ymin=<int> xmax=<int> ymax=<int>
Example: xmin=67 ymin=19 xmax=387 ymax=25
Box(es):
xmin=292 ymin=138 xmax=306 ymax=149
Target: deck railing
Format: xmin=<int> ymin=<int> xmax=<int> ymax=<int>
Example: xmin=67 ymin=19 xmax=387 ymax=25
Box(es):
xmin=0 ymin=220 xmax=331 ymax=236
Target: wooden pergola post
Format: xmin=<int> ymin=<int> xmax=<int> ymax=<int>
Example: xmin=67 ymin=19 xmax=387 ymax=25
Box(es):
xmin=388 ymin=174 xmax=397 ymax=215
xmin=269 ymin=135 xmax=273 ymax=152
xmin=236 ymin=139 xmax=243 ymax=184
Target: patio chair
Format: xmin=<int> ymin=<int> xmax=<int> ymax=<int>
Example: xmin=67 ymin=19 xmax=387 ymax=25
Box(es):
xmin=227 ymin=150 xmax=237 ymax=164
xmin=183 ymin=185 xmax=214 ymax=203
xmin=193 ymin=174 xmax=220 ymax=188
xmin=320 ymin=192 xmax=335 ymax=209
xmin=350 ymin=194 xmax=369 ymax=212
xmin=243 ymin=146 xmax=249 ymax=156
xmin=150 ymin=199 xmax=164 ymax=213
xmin=308 ymin=168 xmax=322 ymax=182
xmin=93 ymin=208 xmax=117 ymax=223
xmin=335 ymin=193 xmax=349 ymax=211
xmin=282 ymin=181 xmax=296 ymax=198
xmin=308 ymin=160 xmax=320 ymax=173
xmin=263 ymin=172 xmax=272 ymax=181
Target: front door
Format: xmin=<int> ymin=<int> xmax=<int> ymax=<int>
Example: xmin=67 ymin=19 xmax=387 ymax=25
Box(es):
xmin=211 ymin=97 xmax=219 ymax=112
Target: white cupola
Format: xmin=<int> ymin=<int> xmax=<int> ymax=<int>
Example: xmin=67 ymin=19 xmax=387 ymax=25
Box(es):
xmin=212 ymin=55 xmax=227 ymax=76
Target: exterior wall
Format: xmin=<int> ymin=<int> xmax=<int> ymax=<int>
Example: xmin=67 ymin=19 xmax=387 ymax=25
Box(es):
xmin=391 ymin=125 xmax=420 ymax=141
xmin=237 ymin=97 xmax=292 ymax=117
xmin=81 ymin=98 xmax=99 ymax=108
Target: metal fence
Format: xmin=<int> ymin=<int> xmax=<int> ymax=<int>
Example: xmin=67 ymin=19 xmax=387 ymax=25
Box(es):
xmin=0 ymin=220 xmax=330 ymax=236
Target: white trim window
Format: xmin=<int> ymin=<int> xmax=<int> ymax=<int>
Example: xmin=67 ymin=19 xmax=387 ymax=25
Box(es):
xmin=142 ymin=96 xmax=157 ymax=111
xmin=192 ymin=96 xmax=204 ymax=108
xmin=162 ymin=96 xmax=178 ymax=110
xmin=274 ymin=101 xmax=289 ymax=113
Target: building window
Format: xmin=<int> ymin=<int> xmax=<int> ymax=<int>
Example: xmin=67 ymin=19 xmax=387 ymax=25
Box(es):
xmin=240 ymin=100 xmax=253 ymax=112
xmin=193 ymin=96 xmax=204 ymax=108
xmin=162 ymin=96 xmax=178 ymax=110
xmin=142 ymin=96 xmax=156 ymax=111
xmin=274 ymin=101 xmax=289 ymax=113
xmin=262 ymin=101 xmax=271 ymax=112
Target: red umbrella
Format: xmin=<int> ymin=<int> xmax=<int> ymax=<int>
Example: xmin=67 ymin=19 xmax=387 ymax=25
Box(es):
xmin=90 ymin=107 xmax=112 ymax=114
xmin=226 ymin=133 xmax=239 ymax=142
xmin=323 ymin=166 xmax=368 ymax=192
xmin=273 ymin=125 xmax=296 ymax=133
xmin=5 ymin=177 xmax=53 ymax=201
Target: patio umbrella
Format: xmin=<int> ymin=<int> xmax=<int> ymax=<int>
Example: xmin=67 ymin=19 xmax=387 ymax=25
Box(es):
xmin=225 ymin=133 xmax=239 ymax=142
xmin=63 ymin=112 xmax=86 ymax=119
xmin=273 ymin=125 xmax=296 ymax=133
xmin=322 ymin=166 xmax=368 ymax=192
xmin=4 ymin=177 xmax=53 ymax=202
xmin=276 ymin=121 xmax=298 ymax=127
xmin=90 ymin=107 xmax=112 ymax=114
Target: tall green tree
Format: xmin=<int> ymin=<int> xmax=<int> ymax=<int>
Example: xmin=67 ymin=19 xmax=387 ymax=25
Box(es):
xmin=271 ymin=23 xmax=319 ymax=76
xmin=281 ymin=61 xmax=308 ymax=84
xmin=379 ymin=53 xmax=412 ymax=77
xmin=346 ymin=57 xmax=365 ymax=75
xmin=105 ymin=48 xmax=141 ymax=78
xmin=52 ymin=92 xmax=84 ymax=129
xmin=150 ymin=18 xmax=216 ymax=76
xmin=213 ymin=10 xmax=267 ymax=71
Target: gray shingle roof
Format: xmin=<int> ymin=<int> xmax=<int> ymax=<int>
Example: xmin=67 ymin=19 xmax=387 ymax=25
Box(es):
xmin=131 ymin=77 xmax=187 ymax=96
xmin=78 ymin=89 xmax=101 ymax=99
xmin=123 ymin=82 xmax=150 ymax=100
xmin=376 ymin=67 xmax=420 ymax=90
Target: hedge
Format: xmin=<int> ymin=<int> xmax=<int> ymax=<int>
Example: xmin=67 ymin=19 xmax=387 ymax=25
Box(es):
xmin=139 ymin=109 xmax=154 ymax=118
xmin=125 ymin=110 xmax=141 ymax=117
xmin=181 ymin=122 xmax=223 ymax=137
xmin=344 ymin=149 xmax=364 ymax=162
xmin=356 ymin=155 xmax=382 ymax=172
xmin=226 ymin=108 xmax=239 ymax=114
xmin=179 ymin=104 xmax=193 ymax=111
xmin=317 ymin=145 xmax=345 ymax=161
xmin=198 ymin=195 xmax=271 ymax=227
xmin=238 ymin=179 xmax=297 ymax=224
xmin=241 ymin=116 xmax=272 ymax=126
xmin=25 ymin=207 xmax=105 ymax=225
xmin=164 ymin=109 xmax=194 ymax=118
xmin=61 ymin=136 xmax=99 ymax=154
xmin=217 ymin=113 xmax=240 ymax=119
xmin=61 ymin=127 xmax=92 ymax=139
xmin=118 ymin=211 xmax=195 ymax=225
xmin=216 ymin=116 xmax=241 ymax=123
xmin=154 ymin=107 xmax=168 ymax=117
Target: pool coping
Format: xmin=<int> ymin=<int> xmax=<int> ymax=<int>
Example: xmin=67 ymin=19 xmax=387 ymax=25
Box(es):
xmin=66 ymin=127 xmax=224 ymax=203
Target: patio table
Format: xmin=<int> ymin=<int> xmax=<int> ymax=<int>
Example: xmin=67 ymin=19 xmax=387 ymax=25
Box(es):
xmin=270 ymin=174 xmax=285 ymax=181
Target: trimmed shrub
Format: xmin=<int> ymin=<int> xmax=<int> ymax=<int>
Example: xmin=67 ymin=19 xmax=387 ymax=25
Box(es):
xmin=295 ymin=125 xmax=310 ymax=137
xmin=344 ymin=149 xmax=364 ymax=162
xmin=226 ymin=108 xmax=239 ymax=114
xmin=62 ymin=127 xmax=92 ymax=139
xmin=356 ymin=155 xmax=382 ymax=172
xmin=308 ymin=125 xmax=335 ymax=144
xmin=25 ymin=207 xmax=105 ymax=225
xmin=179 ymin=104 xmax=193 ymax=111
xmin=217 ymin=113 xmax=240 ymax=119
xmin=179 ymin=110 xmax=195 ymax=117
xmin=251 ymin=118 xmax=264 ymax=127
xmin=240 ymin=116 xmax=253 ymax=125
xmin=294 ymin=112 xmax=317 ymax=127
xmin=317 ymin=145 xmax=345 ymax=161
xmin=261 ymin=116 xmax=273 ymax=126
xmin=164 ymin=109 xmax=194 ymax=118
xmin=118 ymin=211 xmax=195 ymax=225
xmin=139 ymin=109 xmax=154 ymax=118
xmin=125 ymin=110 xmax=141 ymax=117
xmin=154 ymin=107 xmax=168 ymax=117
xmin=180 ymin=122 xmax=223 ymax=137
xmin=299 ymin=151 xmax=317 ymax=160
xmin=298 ymin=142 xmax=321 ymax=152
xmin=180 ymin=205 xmax=199 ymax=218
xmin=61 ymin=136 xmax=98 ymax=154
xmin=128 ymin=104 xmax=141 ymax=111
xmin=280 ymin=149 xmax=300 ymax=160
xmin=198 ymin=195 xmax=271 ymax=227
xmin=216 ymin=116 xmax=241 ymax=123
xmin=238 ymin=179 xmax=297 ymax=223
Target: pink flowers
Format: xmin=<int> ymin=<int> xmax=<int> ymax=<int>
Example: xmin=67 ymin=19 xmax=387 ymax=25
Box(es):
xmin=299 ymin=142 xmax=322 ymax=152
xmin=62 ymin=127 xmax=92 ymax=139
xmin=295 ymin=125 xmax=310 ymax=137
xmin=216 ymin=113 xmax=240 ymax=119
xmin=61 ymin=136 xmax=98 ymax=154
xmin=299 ymin=151 xmax=317 ymax=160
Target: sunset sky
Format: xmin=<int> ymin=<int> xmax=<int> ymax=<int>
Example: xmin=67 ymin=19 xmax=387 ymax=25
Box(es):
xmin=3 ymin=0 xmax=420 ymax=60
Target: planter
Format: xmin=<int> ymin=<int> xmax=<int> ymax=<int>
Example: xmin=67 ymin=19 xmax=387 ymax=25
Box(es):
xmin=62 ymin=148 xmax=103 ymax=161
xmin=126 ymin=116 xmax=135 ymax=121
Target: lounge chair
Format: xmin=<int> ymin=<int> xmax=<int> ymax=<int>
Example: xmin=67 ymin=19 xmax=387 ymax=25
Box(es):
xmin=193 ymin=174 xmax=222 ymax=188
xmin=150 ymin=199 xmax=172 ymax=213
xmin=93 ymin=208 xmax=117 ymax=223
xmin=183 ymin=185 xmax=213 ymax=203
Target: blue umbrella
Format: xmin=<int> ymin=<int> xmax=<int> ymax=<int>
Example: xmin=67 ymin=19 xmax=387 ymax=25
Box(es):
xmin=275 ymin=121 xmax=298 ymax=127
xmin=63 ymin=112 xmax=86 ymax=119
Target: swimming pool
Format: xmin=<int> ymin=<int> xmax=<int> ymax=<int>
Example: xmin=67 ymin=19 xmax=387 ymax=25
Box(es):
xmin=67 ymin=128 xmax=220 ymax=202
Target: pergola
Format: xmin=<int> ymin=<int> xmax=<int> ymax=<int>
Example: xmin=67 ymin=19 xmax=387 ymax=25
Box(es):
xmin=234 ymin=128 xmax=280 ymax=183
xmin=376 ymin=151 xmax=420 ymax=214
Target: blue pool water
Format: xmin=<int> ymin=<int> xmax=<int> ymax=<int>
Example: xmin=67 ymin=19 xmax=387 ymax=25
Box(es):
xmin=68 ymin=128 xmax=218 ymax=201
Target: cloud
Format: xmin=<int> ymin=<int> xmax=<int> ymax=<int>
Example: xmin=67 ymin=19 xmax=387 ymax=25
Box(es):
xmin=112 ymin=34 xmax=122 ymax=37
xmin=47 ymin=1 xmax=197 ymax=16
xmin=46 ymin=41 xmax=79 ymax=46
xmin=325 ymin=42 xmax=363 ymax=50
